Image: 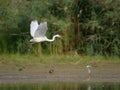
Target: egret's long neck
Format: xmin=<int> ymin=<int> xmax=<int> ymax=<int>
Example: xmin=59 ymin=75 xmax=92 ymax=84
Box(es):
xmin=47 ymin=35 xmax=59 ymax=42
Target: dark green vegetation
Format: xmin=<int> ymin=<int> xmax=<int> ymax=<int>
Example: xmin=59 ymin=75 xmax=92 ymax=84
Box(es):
xmin=0 ymin=82 xmax=120 ymax=90
xmin=0 ymin=0 xmax=120 ymax=57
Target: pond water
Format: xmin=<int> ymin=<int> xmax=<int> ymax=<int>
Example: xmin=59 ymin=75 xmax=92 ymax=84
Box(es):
xmin=0 ymin=82 xmax=120 ymax=90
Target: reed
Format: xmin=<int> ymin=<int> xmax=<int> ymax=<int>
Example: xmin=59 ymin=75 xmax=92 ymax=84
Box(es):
xmin=0 ymin=0 xmax=120 ymax=57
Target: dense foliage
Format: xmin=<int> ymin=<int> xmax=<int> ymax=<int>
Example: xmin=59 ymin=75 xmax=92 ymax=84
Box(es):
xmin=0 ymin=0 xmax=120 ymax=56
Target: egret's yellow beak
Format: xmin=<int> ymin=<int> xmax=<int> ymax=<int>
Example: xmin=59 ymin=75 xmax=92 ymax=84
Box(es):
xmin=59 ymin=35 xmax=63 ymax=39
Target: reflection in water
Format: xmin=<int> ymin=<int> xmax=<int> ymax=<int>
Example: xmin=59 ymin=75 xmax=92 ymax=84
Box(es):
xmin=87 ymin=83 xmax=120 ymax=90
xmin=87 ymin=85 xmax=91 ymax=90
xmin=0 ymin=82 xmax=120 ymax=90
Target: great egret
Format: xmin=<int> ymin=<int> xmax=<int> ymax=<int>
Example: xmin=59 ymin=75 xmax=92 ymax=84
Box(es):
xmin=30 ymin=20 xmax=61 ymax=43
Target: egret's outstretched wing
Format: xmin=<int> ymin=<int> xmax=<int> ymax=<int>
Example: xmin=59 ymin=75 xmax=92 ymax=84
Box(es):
xmin=30 ymin=20 xmax=39 ymax=37
xmin=34 ymin=22 xmax=48 ymax=37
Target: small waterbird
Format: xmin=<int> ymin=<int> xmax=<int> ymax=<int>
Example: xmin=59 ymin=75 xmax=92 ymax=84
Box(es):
xmin=49 ymin=69 xmax=54 ymax=74
xmin=86 ymin=65 xmax=92 ymax=81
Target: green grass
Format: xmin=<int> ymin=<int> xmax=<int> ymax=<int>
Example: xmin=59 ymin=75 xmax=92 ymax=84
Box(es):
xmin=0 ymin=54 xmax=120 ymax=66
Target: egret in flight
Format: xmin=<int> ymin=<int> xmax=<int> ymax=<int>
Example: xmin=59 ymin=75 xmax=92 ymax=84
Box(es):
xmin=30 ymin=20 xmax=61 ymax=43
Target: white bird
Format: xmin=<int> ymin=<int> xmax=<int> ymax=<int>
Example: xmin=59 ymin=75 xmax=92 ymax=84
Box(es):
xmin=30 ymin=20 xmax=61 ymax=43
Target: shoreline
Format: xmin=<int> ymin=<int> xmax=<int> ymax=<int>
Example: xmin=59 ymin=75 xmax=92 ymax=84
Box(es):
xmin=0 ymin=63 xmax=120 ymax=84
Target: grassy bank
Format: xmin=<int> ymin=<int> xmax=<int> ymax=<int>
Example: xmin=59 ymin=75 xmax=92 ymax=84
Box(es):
xmin=0 ymin=54 xmax=120 ymax=66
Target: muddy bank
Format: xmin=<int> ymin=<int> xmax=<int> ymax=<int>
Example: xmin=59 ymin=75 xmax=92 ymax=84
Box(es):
xmin=0 ymin=63 xmax=120 ymax=84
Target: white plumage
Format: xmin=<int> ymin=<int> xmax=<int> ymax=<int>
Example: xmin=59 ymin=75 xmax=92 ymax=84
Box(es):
xmin=30 ymin=20 xmax=61 ymax=43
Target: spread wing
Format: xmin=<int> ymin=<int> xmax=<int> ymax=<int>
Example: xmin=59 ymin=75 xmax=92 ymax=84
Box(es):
xmin=30 ymin=20 xmax=39 ymax=37
xmin=34 ymin=22 xmax=48 ymax=37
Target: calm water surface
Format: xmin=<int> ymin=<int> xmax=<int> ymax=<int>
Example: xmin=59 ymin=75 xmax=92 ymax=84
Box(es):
xmin=0 ymin=82 xmax=120 ymax=90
